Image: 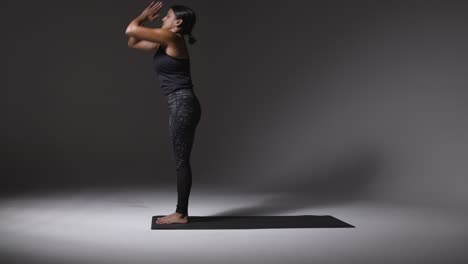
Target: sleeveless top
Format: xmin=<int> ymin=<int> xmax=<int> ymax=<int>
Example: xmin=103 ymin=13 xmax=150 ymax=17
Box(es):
xmin=152 ymin=45 xmax=194 ymax=96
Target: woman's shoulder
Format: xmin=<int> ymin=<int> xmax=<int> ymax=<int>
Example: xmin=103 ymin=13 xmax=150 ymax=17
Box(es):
xmin=165 ymin=35 xmax=190 ymax=60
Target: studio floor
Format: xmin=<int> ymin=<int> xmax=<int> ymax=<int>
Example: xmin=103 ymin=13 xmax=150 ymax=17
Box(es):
xmin=0 ymin=187 xmax=466 ymax=264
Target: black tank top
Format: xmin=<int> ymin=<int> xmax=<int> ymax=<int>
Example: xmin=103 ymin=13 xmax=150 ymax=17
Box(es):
xmin=153 ymin=45 xmax=194 ymax=96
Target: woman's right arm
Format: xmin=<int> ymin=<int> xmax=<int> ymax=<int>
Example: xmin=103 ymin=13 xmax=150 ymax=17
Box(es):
xmin=126 ymin=1 xmax=164 ymax=52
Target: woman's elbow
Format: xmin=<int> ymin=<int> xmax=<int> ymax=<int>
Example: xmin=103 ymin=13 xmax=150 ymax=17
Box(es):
xmin=126 ymin=36 xmax=133 ymax=48
xmin=125 ymin=26 xmax=133 ymax=36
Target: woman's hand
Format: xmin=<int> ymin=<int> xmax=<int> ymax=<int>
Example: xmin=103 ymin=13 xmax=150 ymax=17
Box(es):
xmin=139 ymin=1 xmax=163 ymax=22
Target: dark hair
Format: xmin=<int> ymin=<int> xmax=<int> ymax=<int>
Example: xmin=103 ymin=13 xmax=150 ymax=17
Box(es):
xmin=169 ymin=5 xmax=197 ymax=45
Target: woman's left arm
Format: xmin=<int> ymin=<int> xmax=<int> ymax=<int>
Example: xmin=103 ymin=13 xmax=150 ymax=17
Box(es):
xmin=125 ymin=16 xmax=176 ymax=46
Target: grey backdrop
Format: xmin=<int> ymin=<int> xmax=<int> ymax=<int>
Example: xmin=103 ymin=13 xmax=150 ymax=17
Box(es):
xmin=2 ymin=0 xmax=468 ymax=211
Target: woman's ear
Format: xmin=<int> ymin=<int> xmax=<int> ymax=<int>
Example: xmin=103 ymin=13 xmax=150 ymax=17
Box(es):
xmin=175 ymin=19 xmax=183 ymax=27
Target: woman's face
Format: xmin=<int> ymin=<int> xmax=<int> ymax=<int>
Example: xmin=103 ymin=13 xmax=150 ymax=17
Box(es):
xmin=161 ymin=9 xmax=181 ymax=30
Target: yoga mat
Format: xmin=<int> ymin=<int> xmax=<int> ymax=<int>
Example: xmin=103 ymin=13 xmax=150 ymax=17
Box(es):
xmin=151 ymin=215 xmax=354 ymax=229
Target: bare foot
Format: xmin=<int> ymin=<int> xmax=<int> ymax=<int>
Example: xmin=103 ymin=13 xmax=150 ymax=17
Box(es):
xmin=155 ymin=212 xmax=189 ymax=224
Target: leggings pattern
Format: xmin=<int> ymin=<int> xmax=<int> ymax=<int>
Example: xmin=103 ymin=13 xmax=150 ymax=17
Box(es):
xmin=166 ymin=88 xmax=201 ymax=216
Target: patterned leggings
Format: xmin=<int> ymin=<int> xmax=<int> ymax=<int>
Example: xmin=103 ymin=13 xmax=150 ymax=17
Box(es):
xmin=166 ymin=88 xmax=201 ymax=216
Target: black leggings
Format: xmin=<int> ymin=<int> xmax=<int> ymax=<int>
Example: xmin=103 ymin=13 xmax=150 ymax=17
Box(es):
xmin=166 ymin=88 xmax=201 ymax=216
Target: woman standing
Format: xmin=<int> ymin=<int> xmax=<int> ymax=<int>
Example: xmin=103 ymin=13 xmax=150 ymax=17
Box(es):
xmin=126 ymin=1 xmax=201 ymax=225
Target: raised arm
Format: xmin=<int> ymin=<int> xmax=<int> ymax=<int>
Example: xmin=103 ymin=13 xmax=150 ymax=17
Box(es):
xmin=127 ymin=19 xmax=160 ymax=52
xmin=125 ymin=1 xmax=175 ymax=47
xmin=125 ymin=16 xmax=175 ymax=46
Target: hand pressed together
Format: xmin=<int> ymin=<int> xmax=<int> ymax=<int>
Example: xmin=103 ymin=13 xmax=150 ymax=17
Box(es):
xmin=139 ymin=1 xmax=164 ymax=22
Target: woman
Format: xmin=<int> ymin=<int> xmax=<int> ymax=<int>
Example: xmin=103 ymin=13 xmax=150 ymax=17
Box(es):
xmin=125 ymin=1 xmax=201 ymax=225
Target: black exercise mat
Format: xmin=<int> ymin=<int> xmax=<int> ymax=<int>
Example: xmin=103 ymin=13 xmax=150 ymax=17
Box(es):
xmin=151 ymin=215 xmax=354 ymax=229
